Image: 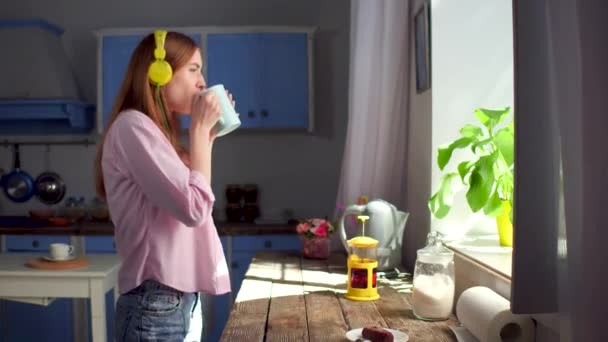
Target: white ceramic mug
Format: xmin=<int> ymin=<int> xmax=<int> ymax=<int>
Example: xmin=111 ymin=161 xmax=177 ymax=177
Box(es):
xmin=49 ymin=243 xmax=74 ymax=260
xmin=200 ymin=84 xmax=241 ymax=137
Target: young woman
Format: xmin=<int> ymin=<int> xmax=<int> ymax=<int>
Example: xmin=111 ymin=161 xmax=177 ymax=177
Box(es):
xmin=94 ymin=30 xmax=232 ymax=341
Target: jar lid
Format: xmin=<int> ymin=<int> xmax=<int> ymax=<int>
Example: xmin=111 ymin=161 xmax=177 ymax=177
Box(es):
xmin=349 ymin=236 xmax=378 ymax=248
xmin=417 ymin=231 xmax=453 ymax=264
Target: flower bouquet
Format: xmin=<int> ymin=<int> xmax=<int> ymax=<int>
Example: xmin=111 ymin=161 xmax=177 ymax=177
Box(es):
xmin=296 ymin=218 xmax=334 ymax=259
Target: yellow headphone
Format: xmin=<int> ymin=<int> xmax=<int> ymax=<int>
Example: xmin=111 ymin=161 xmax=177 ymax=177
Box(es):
xmin=148 ymin=30 xmax=172 ymax=131
xmin=148 ymin=30 xmax=173 ymax=86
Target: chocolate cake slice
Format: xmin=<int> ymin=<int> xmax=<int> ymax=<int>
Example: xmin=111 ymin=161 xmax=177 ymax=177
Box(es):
xmin=362 ymin=326 xmax=394 ymax=342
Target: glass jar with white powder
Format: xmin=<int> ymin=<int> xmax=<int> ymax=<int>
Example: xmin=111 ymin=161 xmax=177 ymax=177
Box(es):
xmin=411 ymin=231 xmax=455 ymax=321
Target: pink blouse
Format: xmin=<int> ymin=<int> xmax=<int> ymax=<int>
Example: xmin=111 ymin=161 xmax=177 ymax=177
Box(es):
xmin=102 ymin=109 xmax=231 ymax=295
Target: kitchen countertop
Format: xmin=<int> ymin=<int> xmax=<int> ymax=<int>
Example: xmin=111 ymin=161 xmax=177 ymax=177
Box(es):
xmin=220 ymin=251 xmax=458 ymax=342
xmin=0 ymin=219 xmax=296 ymax=236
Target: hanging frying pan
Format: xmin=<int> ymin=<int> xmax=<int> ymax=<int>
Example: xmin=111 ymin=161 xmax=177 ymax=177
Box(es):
xmin=34 ymin=145 xmax=66 ymax=205
xmin=1 ymin=144 xmax=35 ymax=202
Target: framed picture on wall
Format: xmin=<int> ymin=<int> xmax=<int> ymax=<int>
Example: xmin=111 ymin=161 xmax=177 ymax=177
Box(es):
xmin=415 ymin=2 xmax=431 ymax=93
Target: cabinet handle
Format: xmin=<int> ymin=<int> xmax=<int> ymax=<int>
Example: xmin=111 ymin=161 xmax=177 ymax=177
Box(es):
xmin=261 ymin=110 xmax=269 ymax=118
xmin=32 ymin=240 xmax=40 ymax=248
xmin=231 ymin=261 xmax=239 ymax=269
xmin=248 ymin=110 xmax=256 ymax=118
xmin=264 ymin=240 xmax=272 ymax=249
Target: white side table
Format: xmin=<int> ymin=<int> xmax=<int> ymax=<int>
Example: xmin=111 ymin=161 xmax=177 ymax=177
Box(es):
xmin=0 ymin=253 xmax=121 ymax=342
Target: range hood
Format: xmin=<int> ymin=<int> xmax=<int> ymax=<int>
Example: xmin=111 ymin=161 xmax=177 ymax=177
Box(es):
xmin=0 ymin=18 xmax=95 ymax=134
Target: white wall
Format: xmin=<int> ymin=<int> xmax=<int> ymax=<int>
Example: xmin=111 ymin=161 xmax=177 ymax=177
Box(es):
xmin=430 ymin=0 xmax=514 ymax=239
xmin=404 ymin=0 xmax=433 ymax=270
xmin=0 ymin=0 xmax=350 ymax=222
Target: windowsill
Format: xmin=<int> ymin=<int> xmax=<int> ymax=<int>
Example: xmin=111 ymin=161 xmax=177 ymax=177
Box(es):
xmin=445 ymin=235 xmax=561 ymax=336
xmin=445 ymin=234 xmax=512 ymax=279
xmin=443 ymin=234 xmax=513 ymax=302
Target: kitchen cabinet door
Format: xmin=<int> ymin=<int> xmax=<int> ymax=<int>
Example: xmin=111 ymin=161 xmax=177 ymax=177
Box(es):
xmin=204 ymin=236 xmax=232 ymax=342
xmin=99 ymin=32 xmax=201 ymax=132
xmin=5 ymin=235 xmax=70 ymax=252
xmin=205 ymin=32 xmax=312 ymax=130
xmin=85 ymin=236 xmax=116 ymax=253
xmin=206 ymin=293 xmax=231 ymax=342
xmin=229 ymin=250 xmax=256 ymax=295
xmin=258 ymin=33 xmax=310 ymax=128
xmin=206 ymin=33 xmax=261 ymax=128
xmin=5 ymin=298 xmax=72 ymax=342
xmin=100 ymin=34 xmax=143 ymax=130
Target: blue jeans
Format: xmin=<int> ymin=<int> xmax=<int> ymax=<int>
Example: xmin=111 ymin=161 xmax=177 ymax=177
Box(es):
xmin=115 ymin=280 xmax=199 ymax=342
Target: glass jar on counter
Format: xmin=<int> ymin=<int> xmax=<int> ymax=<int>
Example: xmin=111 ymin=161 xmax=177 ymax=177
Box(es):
xmin=63 ymin=196 xmax=87 ymax=222
xmin=411 ymin=231 xmax=455 ymax=321
xmin=89 ymin=196 xmax=110 ymax=221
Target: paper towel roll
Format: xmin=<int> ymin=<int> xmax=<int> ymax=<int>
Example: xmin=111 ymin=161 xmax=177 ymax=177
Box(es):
xmin=455 ymin=286 xmax=535 ymax=342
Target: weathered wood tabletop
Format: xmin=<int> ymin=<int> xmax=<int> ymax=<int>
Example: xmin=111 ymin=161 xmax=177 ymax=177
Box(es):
xmin=220 ymin=251 xmax=458 ymax=342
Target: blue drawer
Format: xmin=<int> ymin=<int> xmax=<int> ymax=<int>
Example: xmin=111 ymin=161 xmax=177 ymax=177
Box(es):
xmin=85 ymin=236 xmax=116 ymax=253
xmin=232 ymin=234 xmax=300 ymax=252
xmin=6 ymin=235 xmax=70 ymax=252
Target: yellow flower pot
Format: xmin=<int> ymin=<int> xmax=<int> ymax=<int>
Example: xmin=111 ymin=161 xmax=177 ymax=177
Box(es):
xmin=496 ymin=200 xmax=513 ymax=247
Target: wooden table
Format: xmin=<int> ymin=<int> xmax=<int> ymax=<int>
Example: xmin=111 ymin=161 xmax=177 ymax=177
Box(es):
xmin=221 ymin=251 xmax=458 ymax=342
xmin=0 ymin=253 xmax=121 ymax=342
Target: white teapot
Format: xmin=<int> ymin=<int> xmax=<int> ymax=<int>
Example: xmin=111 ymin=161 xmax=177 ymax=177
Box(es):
xmin=339 ymin=199 xmax=409 ymax=270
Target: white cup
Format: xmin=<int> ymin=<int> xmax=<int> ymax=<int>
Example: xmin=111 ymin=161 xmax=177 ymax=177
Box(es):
xmin=200 ymin=84 xmax=241 ymax=137
xmin=49 ymin=243 xmax=74 ymax=260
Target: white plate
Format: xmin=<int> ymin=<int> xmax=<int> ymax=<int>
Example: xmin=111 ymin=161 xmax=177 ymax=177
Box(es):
xmin=42 ymin=255 xmax=76 ymax=262
xmin=345 ymin=328 xmax=409 ymax=342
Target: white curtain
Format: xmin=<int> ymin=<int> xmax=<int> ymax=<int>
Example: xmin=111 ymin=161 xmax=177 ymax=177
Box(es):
xmin=512 ymin=0 xmax=608 ymax=341
xmin=336 ymin=0 xmax=410 ymax=210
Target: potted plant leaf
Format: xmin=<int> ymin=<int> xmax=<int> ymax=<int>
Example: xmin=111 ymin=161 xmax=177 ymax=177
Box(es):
xmin=428 ymin=107 xmax=514 ymax=247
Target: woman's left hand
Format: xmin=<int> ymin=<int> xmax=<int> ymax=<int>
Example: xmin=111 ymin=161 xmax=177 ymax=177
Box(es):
xmin=225 ymin=89 xmax=235 ymax=108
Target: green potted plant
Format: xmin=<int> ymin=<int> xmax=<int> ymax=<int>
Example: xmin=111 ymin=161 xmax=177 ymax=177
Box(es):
xmin=428 ymin=107 xmax=514 ymax=247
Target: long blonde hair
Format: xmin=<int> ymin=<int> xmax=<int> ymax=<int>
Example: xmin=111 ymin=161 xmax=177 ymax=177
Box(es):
xmin=94 ymin=31 xmax=198 ymax=198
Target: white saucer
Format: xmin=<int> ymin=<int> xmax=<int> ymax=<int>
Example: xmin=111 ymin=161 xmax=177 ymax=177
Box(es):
xmin=345 ymin=328 xmax=409 ymax=342
xmin=42 ymin=255 xmax=76 ymax=262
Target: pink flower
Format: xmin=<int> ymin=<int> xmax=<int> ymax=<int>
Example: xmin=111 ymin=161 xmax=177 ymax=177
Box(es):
xmin=314 ymin=223 xmax=328 ymax=237
xmin=310 ymin=218 xmax=324 ymax=227
xmin=297 ymin=222 xmax=311 ymax=234
xmin=297 ymin=218 xmax=334 ymax=238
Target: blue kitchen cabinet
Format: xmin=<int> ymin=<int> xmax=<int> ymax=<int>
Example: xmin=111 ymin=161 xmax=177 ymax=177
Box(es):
xmin=229 ymin=250 xmax=256 ymax=295
xmin=4 ymin=235 xmax=73 ymax=342
xmin=206 ymin=32 xmax=311 ymax=130
xmin=98 ymin=32 xmax=201 ymax=132
xmin=98 ymin=29 xmax=313 ymax=133
xmin=85 ymin=236 xmax=116 ymax=253
xmin=5 ymin=235 xmax=70 ymax=252
xmin=207 ymin=33 xmax=261 ymax=128
xmin=205 ymin=236 xmax=231 ymax=342
xmin=100 ymin=34 xmax=144 ymax=130
xmin=5 ymin=299 xmax=73 ymax=342
xmin=259 ymin=33 xmax=310 ymax=128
